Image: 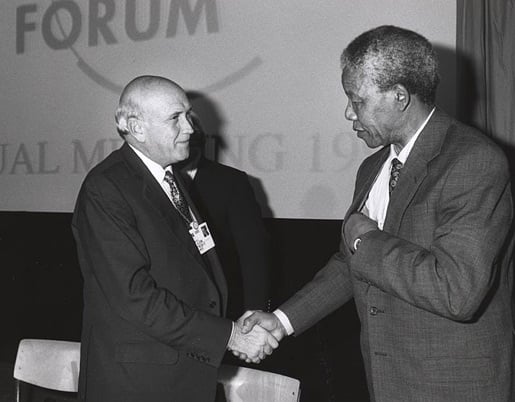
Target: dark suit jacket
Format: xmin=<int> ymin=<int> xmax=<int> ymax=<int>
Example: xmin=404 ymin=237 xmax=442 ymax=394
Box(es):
xmin=181 ymin=157 xmax=271 ymax=320
xmin=72 ymin=144 xmax=232 ymax=402
xmin=281 ymin=110 xmax=514 ymax=401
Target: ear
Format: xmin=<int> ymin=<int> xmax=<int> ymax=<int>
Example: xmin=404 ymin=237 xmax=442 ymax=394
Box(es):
xmin=392 ymin=84 xmax=410 ymax=111
xmin=128 ymin=117 xmax=145 ymax=142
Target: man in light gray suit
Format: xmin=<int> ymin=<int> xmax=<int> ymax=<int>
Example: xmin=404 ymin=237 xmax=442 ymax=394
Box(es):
xmin=240 ymin=25 xmax=514 ymax=401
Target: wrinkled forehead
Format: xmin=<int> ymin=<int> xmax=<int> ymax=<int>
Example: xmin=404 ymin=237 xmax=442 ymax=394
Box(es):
xmin=341 ymin=64 xmax=378 ymax=96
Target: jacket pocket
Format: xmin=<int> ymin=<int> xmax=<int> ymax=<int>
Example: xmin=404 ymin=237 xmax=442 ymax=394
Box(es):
xmin=421 ymin=356 xmax=493 ymax=383
xmin=115 ymin=342 xmax=179 ymax=365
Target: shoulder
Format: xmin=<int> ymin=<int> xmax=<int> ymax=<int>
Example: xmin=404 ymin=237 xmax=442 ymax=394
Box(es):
xmin=79 ymin=148 xmax=133 ymax=196
xmin=442 ymin=118 xmax=509 ymax=173
xmin=198 ymin=158 xmax=249 ymax=182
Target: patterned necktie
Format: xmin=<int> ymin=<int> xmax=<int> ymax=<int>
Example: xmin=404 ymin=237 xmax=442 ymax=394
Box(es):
xmin=164 ymin=170 xmax=193 ymax=223
xmin=389 ymin=158 xmax=403 ymax=195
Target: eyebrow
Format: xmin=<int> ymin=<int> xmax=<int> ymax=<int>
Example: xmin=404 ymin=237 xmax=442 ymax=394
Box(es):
xmin=167 ymin=106 xmax=192 ymax=119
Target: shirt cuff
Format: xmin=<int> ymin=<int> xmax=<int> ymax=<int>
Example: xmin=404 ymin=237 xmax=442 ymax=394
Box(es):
xmin=353 ymin=237 xmax=362 ymax=251
xmin=227 ymin=321 xmax=235 ymax=349
xmin=273 ymin=309 xmax=294 ymax=336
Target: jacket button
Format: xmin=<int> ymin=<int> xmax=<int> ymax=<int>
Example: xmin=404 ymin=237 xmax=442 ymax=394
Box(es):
xmin=209 ymin=300 xmax=217 ymax=308
xmin=370 ymin=306 xmax=378 ymax=315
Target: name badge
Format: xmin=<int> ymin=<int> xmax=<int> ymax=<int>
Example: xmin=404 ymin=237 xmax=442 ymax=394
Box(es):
xmin=189 ymin=222 xmax=215 ymax=254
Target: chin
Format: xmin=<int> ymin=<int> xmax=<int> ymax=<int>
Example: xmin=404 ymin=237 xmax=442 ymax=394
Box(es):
xmin=365 ymin=141 xmax=382 ymax=149
xmin=178 ymin=149 xmax=190 ymax=161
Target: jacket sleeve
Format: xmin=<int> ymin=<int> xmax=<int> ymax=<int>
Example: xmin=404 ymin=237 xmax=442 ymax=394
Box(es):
xmin=280 ymin=238 xmax=354 ymax=335
xmin=351 ymin=143 xmax=513 ymax=321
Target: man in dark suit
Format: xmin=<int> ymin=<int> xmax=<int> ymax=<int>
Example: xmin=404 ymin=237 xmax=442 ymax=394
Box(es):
xmin=242 ymin=26 xmax=514 ymax=401
xmin=179 ymin=119 xmax=271 ymax=321
xmin=72 ymin=75 xmax=278 ymax=402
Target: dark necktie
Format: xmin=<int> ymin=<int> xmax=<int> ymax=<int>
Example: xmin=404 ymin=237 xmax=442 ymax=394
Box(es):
xmin=164 ymin=170 xmax=193 ymax=224
xmin=389 ymin=158 xmax=403 ymax=195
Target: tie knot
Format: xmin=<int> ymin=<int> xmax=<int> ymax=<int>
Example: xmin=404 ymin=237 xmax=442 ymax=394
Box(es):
xmin=391 ymin=158 xmax=403 ymax=172
xmin=164 ymin=170 xmax=174 ymax=183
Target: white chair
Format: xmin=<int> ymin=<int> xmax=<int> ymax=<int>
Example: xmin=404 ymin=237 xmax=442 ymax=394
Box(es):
xmin=13 ymin=339 xmax=80 ymax=401
xmin=217 ymin=364 xmax=301 ymax=402
xmin=13 ymin=340 xmax=301 ymax=402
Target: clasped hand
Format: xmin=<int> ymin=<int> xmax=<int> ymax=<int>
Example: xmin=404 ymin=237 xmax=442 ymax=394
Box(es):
xmin=227 ymin=311 xmax=287 ymax=364
xmin=343 ymin=212 xmax=378 ymax=251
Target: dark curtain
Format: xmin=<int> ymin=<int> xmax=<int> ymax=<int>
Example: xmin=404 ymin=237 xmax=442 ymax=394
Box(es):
xmin=456 ymin=0 xmax=515 ymax=329
xmin=456 ymin=0 xmax=515 ymax=149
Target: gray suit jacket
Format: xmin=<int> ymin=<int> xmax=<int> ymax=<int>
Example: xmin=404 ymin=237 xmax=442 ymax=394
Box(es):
xmin=281 ymin=109 xmax=514 ymax=401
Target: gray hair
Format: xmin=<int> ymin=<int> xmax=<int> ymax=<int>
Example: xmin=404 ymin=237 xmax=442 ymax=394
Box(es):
xmin=340 ymin=25 xmax=440 ymax=105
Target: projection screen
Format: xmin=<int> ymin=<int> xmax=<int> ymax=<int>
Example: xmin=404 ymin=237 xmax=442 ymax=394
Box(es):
xmin=0 ymin=0 xmax=456 ymax=218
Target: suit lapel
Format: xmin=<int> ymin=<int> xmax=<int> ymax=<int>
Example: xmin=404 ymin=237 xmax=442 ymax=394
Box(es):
xmin=119 ymin=145 xmax=210 ymax=277
xmin=345 ymin=148 xmax=389 ymax=221
xmin=383 ymin=109 xmax=452 ymax=233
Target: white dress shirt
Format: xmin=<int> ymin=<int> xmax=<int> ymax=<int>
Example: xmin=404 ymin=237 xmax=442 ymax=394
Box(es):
xmin=129 ymin=144 xmax=173 ymax=199
xmin=364 ymin=107 xmax=435 ymax=229
xmin=128 ymin=144 xmax=195 ymax=222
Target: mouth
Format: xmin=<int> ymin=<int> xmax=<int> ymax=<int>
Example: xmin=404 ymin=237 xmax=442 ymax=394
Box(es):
xmin=176 ymin=138 xmax=190 ymax=146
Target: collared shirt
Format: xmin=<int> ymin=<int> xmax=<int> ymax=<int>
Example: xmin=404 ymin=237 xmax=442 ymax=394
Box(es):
xmin=128 ymin=144 xmax=189 ymax=209
xmin=129 ymin=144 xmax=199 ymax=231
xmin=363 ymin=107 xmax=435 ymax=229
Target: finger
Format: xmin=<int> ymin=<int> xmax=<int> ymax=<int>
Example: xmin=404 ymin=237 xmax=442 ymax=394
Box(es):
xmin=263 ymin=344 xmax=273 ymax=355
xmin=236 ymin=310 xmax=255 ymax=326
xmin=266 ymin=333 xmax=279 ymax=349
xmin=234 ymin=351 xmax=247 ymax=360
xmin=242 ymin=313 xmax=260 ymax=333
xmin=238 ymin=310 xmax=255 ymax=323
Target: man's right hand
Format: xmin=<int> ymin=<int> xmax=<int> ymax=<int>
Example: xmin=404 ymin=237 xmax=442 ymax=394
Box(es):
xmin=241 ymin=311 xmax=287 ymax=342
xmin=227 ymin=319 xmax=279 ymax=364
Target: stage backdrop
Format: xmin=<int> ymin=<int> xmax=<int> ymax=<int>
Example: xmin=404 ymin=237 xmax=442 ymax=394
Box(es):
xmin=0 ymin=0 xmax=456 ymax=218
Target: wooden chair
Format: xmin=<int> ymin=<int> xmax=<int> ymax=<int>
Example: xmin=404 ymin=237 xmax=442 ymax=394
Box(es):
xmin=13 ymin=339 xmax=80 ymax=402
xmin=217 ymin=364 xmax=301 ymax=402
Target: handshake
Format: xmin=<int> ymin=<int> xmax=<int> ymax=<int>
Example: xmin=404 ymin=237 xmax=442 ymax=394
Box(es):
xmin=227 ymin=311 xmax=288 ymax=364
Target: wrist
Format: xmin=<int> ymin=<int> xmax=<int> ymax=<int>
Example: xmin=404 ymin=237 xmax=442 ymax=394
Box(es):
xmin=227 ymin=322 xmax=236 ymax=350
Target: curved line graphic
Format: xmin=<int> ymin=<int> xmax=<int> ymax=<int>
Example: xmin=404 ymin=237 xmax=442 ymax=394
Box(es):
xmin=54 ymin=3 xmax=261 ymax=94
xmin=197 ymin=56 xmax=263 ymax=93
xmin=76 ymin=58 xmax=123 ymax=94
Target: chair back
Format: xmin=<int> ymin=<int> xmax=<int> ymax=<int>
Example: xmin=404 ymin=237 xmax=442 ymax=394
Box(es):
xmin=217 ymin=364 xmax=300 ymax=402
xmin=13 ymin=339 xmax=80 ymax=393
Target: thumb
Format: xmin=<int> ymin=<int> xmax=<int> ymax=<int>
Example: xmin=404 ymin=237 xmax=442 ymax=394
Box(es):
xmin=237 ymin=310 xmax=254 ymax=325
xmin=242 ymin=313 xmax=259 ymax=333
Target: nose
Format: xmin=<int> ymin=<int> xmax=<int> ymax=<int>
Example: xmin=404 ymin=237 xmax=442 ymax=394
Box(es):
xmin=344 ymin=101 xmax=357 ymax=121
xmin=181 ymin=115 xmax=194 ymax=134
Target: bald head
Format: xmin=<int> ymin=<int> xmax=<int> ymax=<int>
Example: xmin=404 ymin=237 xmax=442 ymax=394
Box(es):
xmin=115 ymin=75 xmax=194 ymax=167
xmin=115 ymin=75 xmax=186 ymax=135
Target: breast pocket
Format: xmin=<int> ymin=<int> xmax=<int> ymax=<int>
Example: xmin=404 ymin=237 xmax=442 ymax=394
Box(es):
xmin=421 ymin=356 xmax=494 ymax=384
